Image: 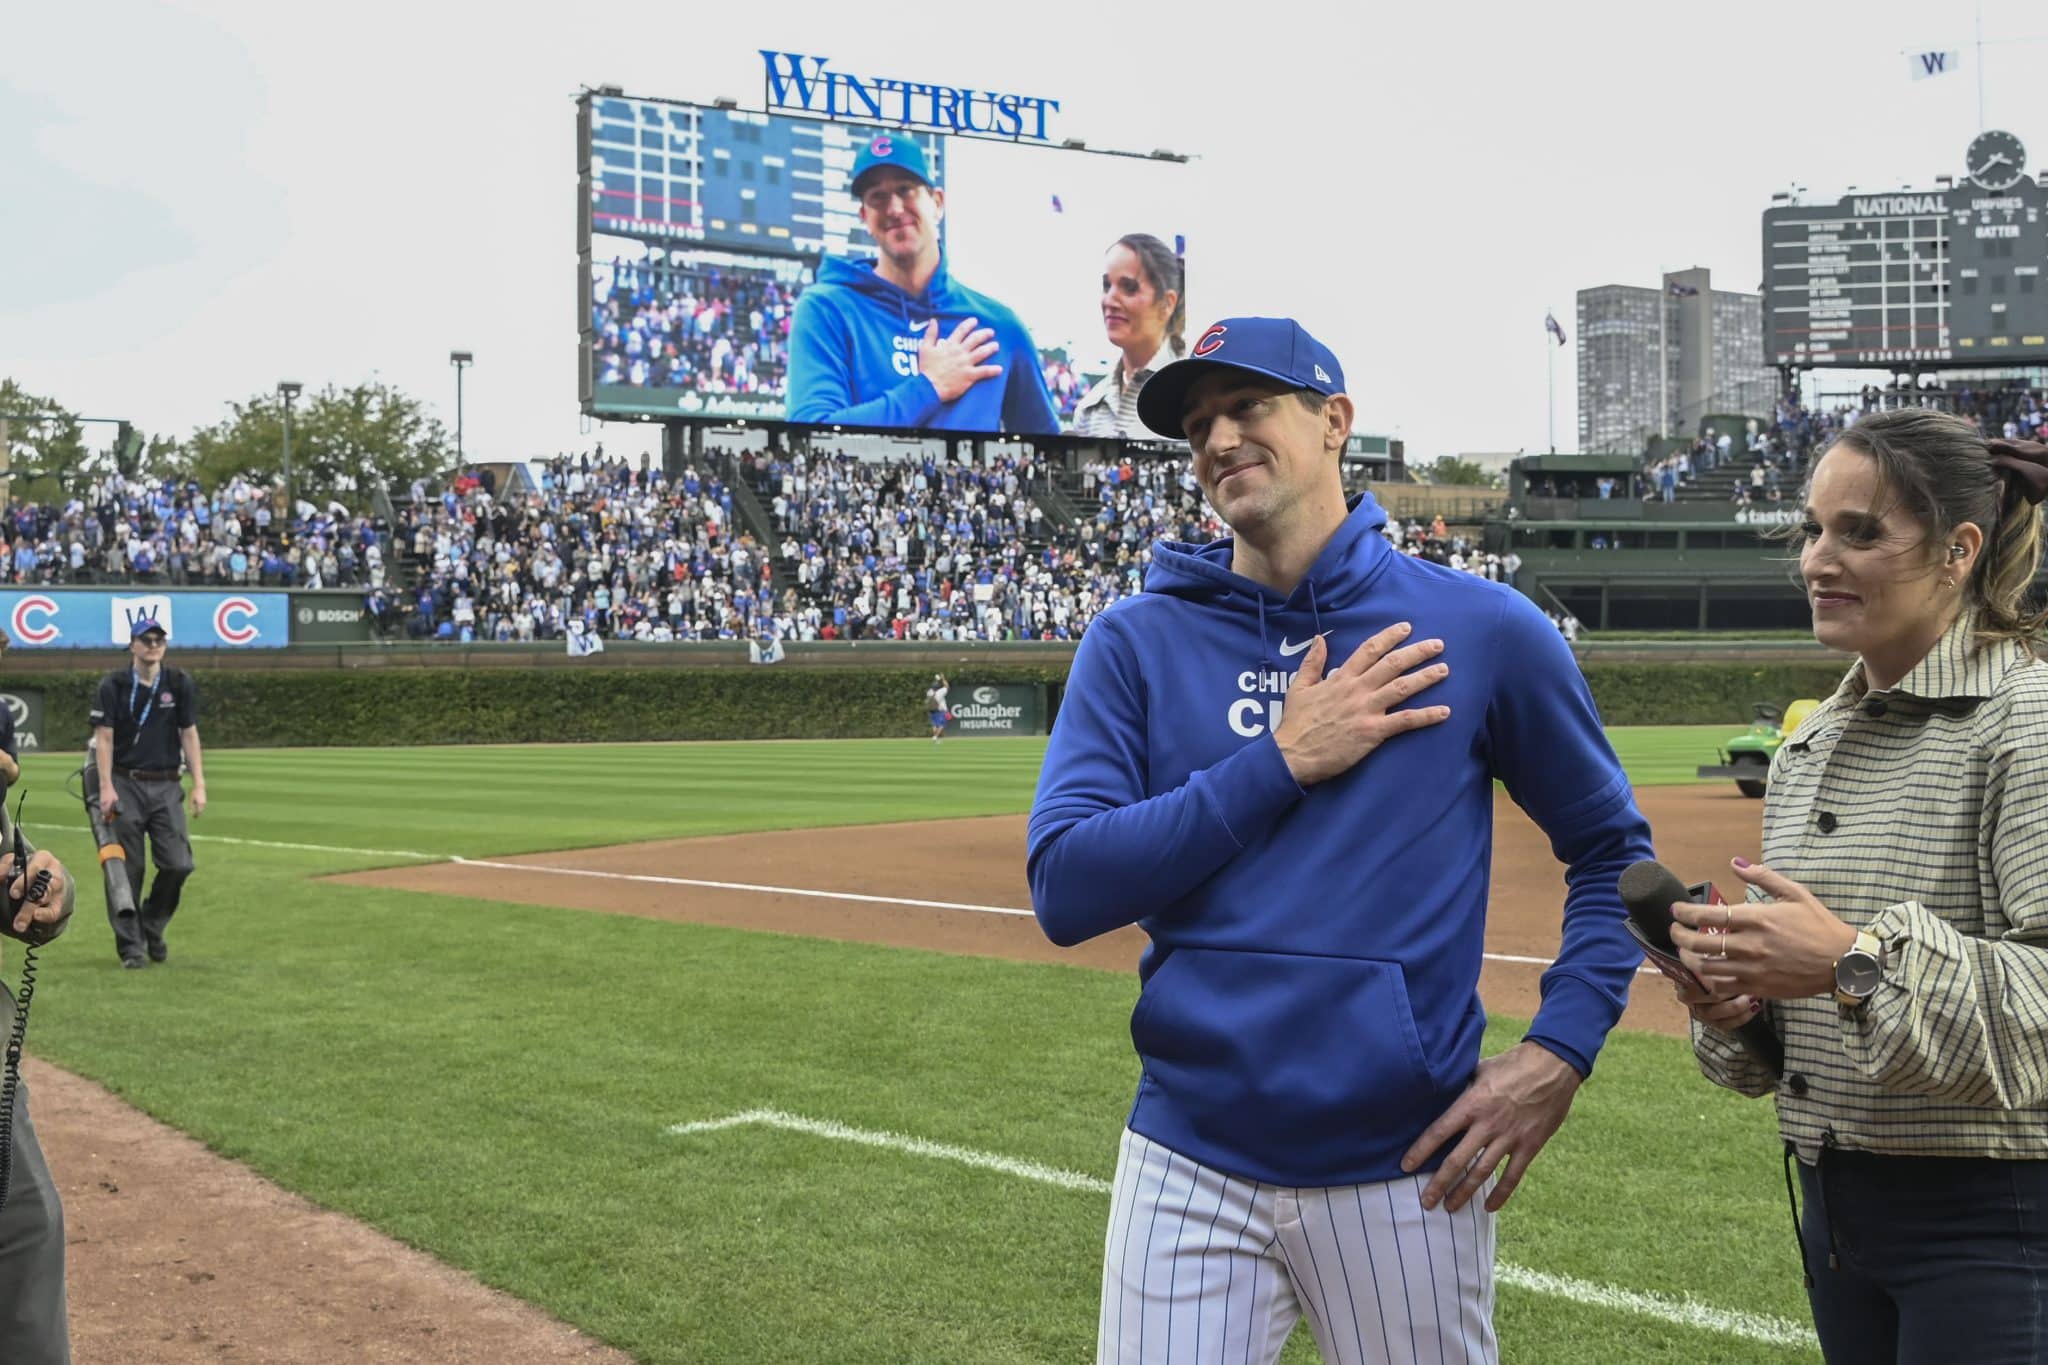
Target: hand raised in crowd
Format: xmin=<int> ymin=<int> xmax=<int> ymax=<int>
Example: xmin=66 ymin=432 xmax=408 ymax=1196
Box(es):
xmin=918 ymin=318 xmax=1001 ymax=402
xmin=1670 ymin=859 xmax=1857 ymax=1000
xmin=1272 ymin=624 xmax=1451 ymax=786
xmin=0 ymin=849 xmax=67 ymax=936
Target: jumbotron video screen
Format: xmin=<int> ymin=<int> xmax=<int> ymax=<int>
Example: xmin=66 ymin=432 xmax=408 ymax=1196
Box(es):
xmin=577 ymin=92 xmax=1193 ymax=439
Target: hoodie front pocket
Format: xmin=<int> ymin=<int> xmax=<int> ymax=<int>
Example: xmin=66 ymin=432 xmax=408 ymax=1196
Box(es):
xmin=1130 ymin=947 xmax=1437 ymax=1149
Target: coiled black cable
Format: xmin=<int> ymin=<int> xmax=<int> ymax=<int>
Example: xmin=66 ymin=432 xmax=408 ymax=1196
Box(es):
xmin=0 ymin=941 xmax=38 ymax=1212
xmin=0 ymin=791 xmax=48 ymax=1213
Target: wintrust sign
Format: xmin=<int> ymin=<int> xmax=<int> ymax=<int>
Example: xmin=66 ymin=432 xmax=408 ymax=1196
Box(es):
xmin=760 ymin=51 xmax=1060 ymax=142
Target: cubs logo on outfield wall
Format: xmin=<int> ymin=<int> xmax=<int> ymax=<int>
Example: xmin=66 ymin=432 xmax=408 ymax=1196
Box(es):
xmin=0 ymin=591 xmax=289 ymax=648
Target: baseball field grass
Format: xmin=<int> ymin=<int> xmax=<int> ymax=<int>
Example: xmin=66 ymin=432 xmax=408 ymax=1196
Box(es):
xmin=8 ymin=728 xmax=1817 ymax=1363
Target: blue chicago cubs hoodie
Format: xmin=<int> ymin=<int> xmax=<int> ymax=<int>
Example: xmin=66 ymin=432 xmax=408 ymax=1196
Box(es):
xmin=785 ymin=256 xmax=1060 ymax=435
xmin=1028 ymin=493 xmax=1652 ymax=1188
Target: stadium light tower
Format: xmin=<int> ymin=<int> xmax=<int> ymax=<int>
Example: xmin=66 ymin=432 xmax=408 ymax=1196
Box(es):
xmin=276 ymin=380 xmax=302 ymax=512
xmin=449 ymin=350 xmax=473 ymax=462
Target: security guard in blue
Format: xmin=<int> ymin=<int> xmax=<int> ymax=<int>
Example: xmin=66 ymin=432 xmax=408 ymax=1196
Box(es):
xmin=90 ymin=616 xmax=207 ymax=969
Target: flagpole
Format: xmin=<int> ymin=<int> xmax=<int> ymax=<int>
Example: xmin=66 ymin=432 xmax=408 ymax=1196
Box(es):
xmin=1547 ymin=325 xmax=1556 ymax=454
xmin=1976 ymin=0 xmax=1986 ymax=131
xmin=1657 ymin=273 xmax=1669 ymax=441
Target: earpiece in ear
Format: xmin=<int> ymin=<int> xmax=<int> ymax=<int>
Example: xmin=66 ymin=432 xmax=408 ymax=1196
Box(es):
xmin=1950 ymin=544 xmax=1968 ymax=560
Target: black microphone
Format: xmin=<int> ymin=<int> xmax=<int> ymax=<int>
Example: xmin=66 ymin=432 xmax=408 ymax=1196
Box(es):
xmin=1618 ymin=859 xmax=1784 ymax=1078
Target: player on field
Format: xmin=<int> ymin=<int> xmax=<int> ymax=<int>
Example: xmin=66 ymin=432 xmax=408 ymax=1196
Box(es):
xmin=1028 ymin=316 xmax=1654 ymax=1363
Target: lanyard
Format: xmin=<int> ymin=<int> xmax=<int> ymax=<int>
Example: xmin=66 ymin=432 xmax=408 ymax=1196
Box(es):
xmin=128 ymin=669 xmax=160 ymax=732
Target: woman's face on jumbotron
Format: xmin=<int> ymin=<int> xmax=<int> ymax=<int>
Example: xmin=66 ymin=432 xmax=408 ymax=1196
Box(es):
xmin=1101 ymin=244 xmax=1172 ymax=358
xmin=1798 ymin=446 xmax=1961 ymax=676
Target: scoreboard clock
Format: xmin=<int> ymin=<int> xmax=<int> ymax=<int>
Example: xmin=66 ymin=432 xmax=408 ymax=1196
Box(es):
xmin=1762 ymin=131 xmax=2047 ymax=367
xmin=1967 ymin=130 xmax=2027 ymax=192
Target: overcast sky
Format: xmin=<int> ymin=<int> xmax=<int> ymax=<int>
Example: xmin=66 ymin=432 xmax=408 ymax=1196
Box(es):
xmin=4 ymin=0 xmax=2042 ymax=468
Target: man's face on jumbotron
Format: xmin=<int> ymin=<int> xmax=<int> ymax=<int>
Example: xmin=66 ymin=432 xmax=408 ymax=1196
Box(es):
xmin=1180 ymin=374 xmax=1341 ymax=535
xmin=857 ymin=170 xmax=944 ymax=271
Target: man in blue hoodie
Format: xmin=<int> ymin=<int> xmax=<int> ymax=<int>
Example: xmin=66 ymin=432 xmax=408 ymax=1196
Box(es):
xmin=784 ymin=133 xmax=1059 ymax=435
xmin=1029 ymin=317 xmax=1653 ymax=1364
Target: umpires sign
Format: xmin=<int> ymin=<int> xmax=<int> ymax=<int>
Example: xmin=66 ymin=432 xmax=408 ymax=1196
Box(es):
xmin=946 ymin=683 xmax=1044 ymax=737
xmin=0 ymin=688 xmax=44 ymax=751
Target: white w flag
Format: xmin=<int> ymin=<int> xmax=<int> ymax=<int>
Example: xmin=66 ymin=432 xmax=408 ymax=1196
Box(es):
xmin=566 ymin=627 xmax=605 ymax=657
xmin=1908 ymin=50 xmax=1961 ymax=80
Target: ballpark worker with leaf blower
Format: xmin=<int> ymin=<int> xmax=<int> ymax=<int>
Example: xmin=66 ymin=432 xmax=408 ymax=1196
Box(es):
xmin=90 ymin=615 xmax=205 ymax=970
xmin=1029 ymin=317 xmax=1654 ymax=1364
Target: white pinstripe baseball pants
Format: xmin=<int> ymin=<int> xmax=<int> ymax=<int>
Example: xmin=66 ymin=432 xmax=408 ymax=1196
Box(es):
xmin=1099 ymin=1128 xmax=1499 ymax=1365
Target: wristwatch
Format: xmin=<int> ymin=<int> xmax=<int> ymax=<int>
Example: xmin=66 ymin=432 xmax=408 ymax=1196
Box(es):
xmin=1833 ymin=929 xmax=1885 ymax=1008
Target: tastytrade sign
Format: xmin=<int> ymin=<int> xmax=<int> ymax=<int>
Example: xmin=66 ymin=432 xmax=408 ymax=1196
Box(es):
xmin=759 ymin=51 xmax=1060 ymax=142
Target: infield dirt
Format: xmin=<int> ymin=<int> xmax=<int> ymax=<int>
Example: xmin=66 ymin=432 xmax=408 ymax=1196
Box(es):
xmin=337 ymin=784 xmax=1769 ymax=1040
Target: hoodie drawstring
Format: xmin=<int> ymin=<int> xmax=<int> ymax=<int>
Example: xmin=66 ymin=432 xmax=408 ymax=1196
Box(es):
xmin=1254 ymin=584 xmax=1327 ymax=672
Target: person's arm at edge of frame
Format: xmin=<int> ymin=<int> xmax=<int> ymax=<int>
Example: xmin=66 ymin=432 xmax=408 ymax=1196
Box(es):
xmin=1836 ymin=675 xmax=2048 ymax=1106
xmin=783 ymin=291 xmax=945 ymax=431
xmin=0 ymin=707 xmax=18 ymax=788
xmin=1026 ymin=611 xmax=1304 ymax=947
xmin=180 ymin=724 xmax=206 ymax=817
xmin=1487 ymin=589 xmax=1656 ymax=1079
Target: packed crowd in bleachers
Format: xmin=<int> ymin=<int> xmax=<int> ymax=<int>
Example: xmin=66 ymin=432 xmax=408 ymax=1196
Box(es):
xmin=751 ymin=447 xmax=1146 ymax=641
xmin=589 ymin=252 xmax=798 ymax=398
xmin=1 ymin=444 xmax=1532 ymax=644
xmin=377 ymin=453 xmax=779 ymax=643
xmin=1855 ymin=376 xmax=2047 ymax=442
xmin=1 ymin=471 xmax=387 ymax=589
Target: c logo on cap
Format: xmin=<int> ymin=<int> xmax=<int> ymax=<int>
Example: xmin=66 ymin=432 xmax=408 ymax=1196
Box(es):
xmin=871 ymin=135 xmax=893 ymax=157
xmin=1193 ymin=324 xmax=1228 ymax=357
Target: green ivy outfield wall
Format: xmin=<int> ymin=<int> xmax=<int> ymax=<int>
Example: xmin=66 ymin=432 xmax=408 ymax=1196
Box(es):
xmin=0 ymin=649 xmax=1851 ymax=748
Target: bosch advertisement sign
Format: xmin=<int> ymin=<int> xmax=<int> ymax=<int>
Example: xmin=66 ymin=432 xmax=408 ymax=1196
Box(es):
xmin=0 ymin=591 xmax=290 ymax=649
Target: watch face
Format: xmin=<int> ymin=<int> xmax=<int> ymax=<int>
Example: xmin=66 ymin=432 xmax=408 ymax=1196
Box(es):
xmin=1837 ymin=950 xmax=1884 ymax=999
xmin=1966 ymin=130 xmax=2028 ymax=191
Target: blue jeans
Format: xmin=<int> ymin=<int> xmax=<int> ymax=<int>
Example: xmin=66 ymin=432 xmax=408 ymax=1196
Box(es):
xmin=1798 ymin=1148 xmax=2048 ymax=1363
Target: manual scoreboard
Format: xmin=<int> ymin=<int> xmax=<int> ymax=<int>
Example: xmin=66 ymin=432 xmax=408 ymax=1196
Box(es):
xmin=1763 ymin=129 xmax=2047 ymax=368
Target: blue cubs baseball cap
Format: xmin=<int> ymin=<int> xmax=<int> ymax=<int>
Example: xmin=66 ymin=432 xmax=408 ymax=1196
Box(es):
xmin=1137 ymin=317 xmax=1347 ymax=440
xmin=130 ymin=616 xmax=168 ymax=641
xmin=850 ymin=132 xmax=933 ymax=197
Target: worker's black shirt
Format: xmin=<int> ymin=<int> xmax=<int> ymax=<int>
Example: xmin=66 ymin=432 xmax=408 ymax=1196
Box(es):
xmin=91 ymin=666 xmax=198 ymax=771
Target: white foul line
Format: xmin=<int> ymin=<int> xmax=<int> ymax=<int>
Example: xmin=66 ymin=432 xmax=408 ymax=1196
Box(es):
xmin=669 ymin=1108 xmax=1109 ymax=1193
xmin=22 ymin=824 xmax=442 ymax=862
xmin=21 ymin=826 xmax=1653 ymax=976
xmin=444 ymin=860 xmax=1645 ymax=972
xmin=449 ymin=858 xmax=1038 ymax=918
xmin=668 ymin=1108 xmax=1816 ymax=1351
